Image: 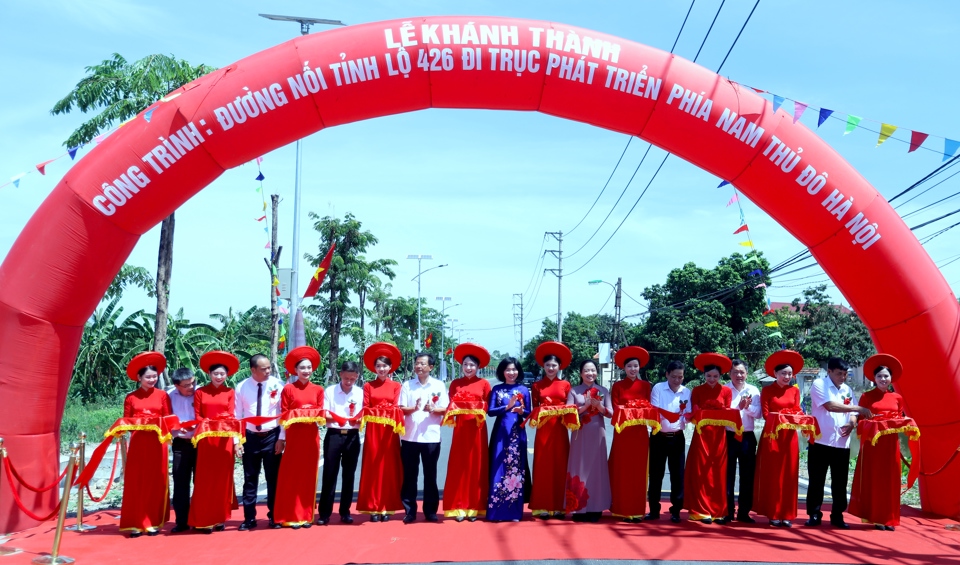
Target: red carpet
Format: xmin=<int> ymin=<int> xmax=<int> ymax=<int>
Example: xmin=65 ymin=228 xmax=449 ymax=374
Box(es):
xmin=3 ymin=505 xmax=958 ymax=565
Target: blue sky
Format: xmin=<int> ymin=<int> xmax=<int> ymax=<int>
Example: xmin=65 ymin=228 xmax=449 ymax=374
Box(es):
xmin=2 ymin=0 xmax=959 ymax=355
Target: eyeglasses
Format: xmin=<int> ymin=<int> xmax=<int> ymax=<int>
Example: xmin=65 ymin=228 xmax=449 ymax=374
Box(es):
xmin=177 ymin=381 xmax=195 ymax=388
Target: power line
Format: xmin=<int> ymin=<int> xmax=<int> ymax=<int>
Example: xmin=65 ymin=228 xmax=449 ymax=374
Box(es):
xmin=565 ymin=138 xmax=634 ymax=236
xmin=566 ymin=152 xmax=671 ymax=276
xmin=691 ymin=0 xmax=725 ymax=63
xmin=562 ymin=0 xmax=698 ymax=241
xmin=889 ymin=153 xmax=960 ymax=204
xmin=716 ymin=0 xmax=760 ymax=73
xmin=566 ymin=144 xmax=654 ymax=259
xmin=892 ymin=158 xmax=960 ymax=209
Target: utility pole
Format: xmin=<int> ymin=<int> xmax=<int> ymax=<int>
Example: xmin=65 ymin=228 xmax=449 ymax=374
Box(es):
xmin=513 ymin=293 xmax=524 ymax=357
xmin=613 ymin=277 xmax=622 ymax=350
xmin=263 ymin=195 xmax=283 ymax=371
xmin=545 ymin=231 xmax=563 ymax=342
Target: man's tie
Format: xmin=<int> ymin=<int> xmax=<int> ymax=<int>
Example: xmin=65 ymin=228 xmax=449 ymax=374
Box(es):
xmin=256 ymin=382 xmax=263 ymax=431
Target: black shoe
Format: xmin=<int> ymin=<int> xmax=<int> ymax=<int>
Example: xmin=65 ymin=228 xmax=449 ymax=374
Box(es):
xmin=403 ymin=514 xmax=416 ymax=524
xmin=670 ymin=514 xmax=681 ymax=523
xmin=552 ymin=512 xmax=565 ymax=520
xmin=538 ymin=512 xmax=550 ymax=520
xmin=301 ymin=522 xmax=312 ymax=529
xmin=170 ymin=524 xmax=190 ymax=533
xmin=238 ymin=520 xmax=257 ymax=531
xmin=701 ymin=517 xmax=713 ymax=524
xmin=875 ymin=524 xmax=886 ymax=531
xmin=370 ymin=514 xmax=382 ymax=523
xmin=804 ymin=517 xmax=822 ymax=527
xmin=716 ymin=517 xmax=731 ymax=525
xmin=771 ymin=520 xmax=782 ymax=527
xmin=455 ymin=516 xmax=465 ymax=523
xmin=382 ymin=514 xmax=391 ymax=522
xmin=642 ymin=513 xmax=660 ymax=521
xmin=781 ymin=520 xmax=792 ymax=528
xmin=467 ymin=516 xmax=477 ymax=522
xmin=340 ymin=515 xmax=354 ymax=524
xmin=736 ymin=515 xmax=756 ymax=523
xmin=269 ymin=520 xmax=282 ymax=529
xmin=290 ymin=524 xmax=301 ymax=530
xmin=212 ymin=524 xmax=225 ymax=532
xmin=315 ymin=518 xmax=328 ymax=526
xmin=425 ymin=514 xmax=440 ymax=523
xmin=830 ymin=518 xmax=850 ymax=529
xmin=198 ymin=528 xmax=213 ymax=535
xmin=570 ymin=514 xmax=586 ymax=523
xmin=886 ymin=525 xmax=895 ymax=531
xmin=129 ymin=531 xmax=142 ymax=538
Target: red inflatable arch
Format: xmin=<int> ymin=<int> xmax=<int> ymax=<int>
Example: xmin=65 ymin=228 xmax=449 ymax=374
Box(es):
xmin=1 ymin=16 xmax=958 ymax=530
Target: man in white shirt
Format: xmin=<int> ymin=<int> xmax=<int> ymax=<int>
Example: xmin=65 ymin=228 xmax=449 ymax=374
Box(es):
xmin=719 ymin=359 xmax=762 ymax=525
xmin=316 ymin=360 xmax=364 ymax=525
xmin=804 ymin=357 xmax=872 ymax=529
xmin=235 ymin=353 xmax=285 ymax=530
xmin=167 ymin=368 xmax=196 ymax=533
xmin=398 ymin=352 xmax=448 ymax=523
xmin=646 ymin=360 xmax=692 ymax=523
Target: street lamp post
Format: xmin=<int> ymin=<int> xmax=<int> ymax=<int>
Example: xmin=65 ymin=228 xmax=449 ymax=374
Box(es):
xmin=259 ymin=14 xmax=345 ymax=337
xmin=589 ymin=278 xmax=623 ymax=349
xmin=436 ymin=297 xmax=451 ymax=357
xmin=408 ymin=256 xmax=448 ymax=350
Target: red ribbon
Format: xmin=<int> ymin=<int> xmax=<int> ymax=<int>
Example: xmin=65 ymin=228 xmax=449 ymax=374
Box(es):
xmin=3 ymin=456 xmax=77 ymax=521
xmin=4 ymin=453 xmax=70 ymax=493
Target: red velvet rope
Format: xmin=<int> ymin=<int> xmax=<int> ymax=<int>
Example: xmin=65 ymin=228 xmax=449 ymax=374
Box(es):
xmin=3 ymin=457 xmax=76 ymax=521
xmin=4 ymin=453 xmax=70 ymax=492
xmin=83 ymin=444 xmax=120 ymax=503
xmin=904 ymin=444 xmax=960 ymax=477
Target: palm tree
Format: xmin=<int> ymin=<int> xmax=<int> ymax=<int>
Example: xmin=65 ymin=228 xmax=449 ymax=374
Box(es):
xmin=51 ymin=53 xmax=216 ymax=381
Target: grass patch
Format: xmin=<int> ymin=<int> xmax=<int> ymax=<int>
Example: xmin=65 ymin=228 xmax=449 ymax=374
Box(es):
xmin=60 ymin=400 xmax=122 ymax=452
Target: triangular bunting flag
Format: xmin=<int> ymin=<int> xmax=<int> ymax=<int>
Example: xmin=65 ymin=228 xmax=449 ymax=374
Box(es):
xmin=279 ymin=306 xmax=289 ymax=315
xmin=36 ymin=159 xmax=55 ymax=175
xmin=772 ymin=95 xmax=784 ymax=114
xmin=256 ymin=215 xmax=266 ymax=221
xmin=909 ymin=131 xmax=929 ymax=153
xmin=68 ymin=147 xmax=79 ymax=160
xmin=12 ymin=174 xmax=25 ymax=188
xmin=877 ymin=123 xmax=897 ymax=147
xmin=755 ymin=283 xmax=767 ymax=289
xmin=733 ymin=224 xmax=749 ymax=234
xmin=256 ymin=172 xmax=265 ymax=181
xmin=762 ymin=309 xmax=773 ymax=315
xmin=263 ymin=202 xmax=267 ymax=211
xmin=143 ymin=107 xmax=156 ymax=122
xmin=717 ymin=180 xmax=729 ymax=188
xmin=744 ymin=255 xmax=760 ymax=265
xmin=94 ymin=134 xmax=106 ymax=144
xmin=265 ymin=242 xmax=271 ymax=249
xmin=767 ymin=331 xmax=783 ymax=339
xmin=256 ymin=156 xmax=263 ymax=165
xmin=793 ymin=101 xmax=807 ymax=123
xmin=944 ymin=139 xmax=960 ymax=162
xmin=748 ymin=269 xmax=763 ymax=277
xmin=764 ymin=321 xmax=779 ymax=328
xmin=726 ymin=194 xmax=739 ymax=206
xmin=818 ymin=108 xmax=834 ymax=128
xmin=256 ymin=187 xmax=261 ymax=193
xmin=739 ymin=241 xmax=754 ymax=247
xmin=844 ymin=115 xmax=862 ymax=135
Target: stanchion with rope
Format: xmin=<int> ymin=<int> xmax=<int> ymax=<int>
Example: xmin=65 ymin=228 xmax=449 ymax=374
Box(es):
xmin=0 ymin=438 xmax=23 ymax=558
xmin=32 ymin=443 xmax=79 ymax=565
xmin=64 ymin=433 xmax=94 ymax=532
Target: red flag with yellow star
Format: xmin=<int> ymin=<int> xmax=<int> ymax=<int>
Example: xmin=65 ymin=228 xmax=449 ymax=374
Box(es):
xmin=303 ymin=244 xmax=335 ymax=298
xmin=424 ymin=333 xmax=433 ymax=348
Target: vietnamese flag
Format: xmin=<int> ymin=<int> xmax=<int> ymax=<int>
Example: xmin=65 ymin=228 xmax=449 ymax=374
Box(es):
xmin=303 ymin=243 xmax=336 ymax=298
xmin=445 ymin=347 xmax=453 ymax=356
xmin=424 ymin=333 xmax=433 ymax=348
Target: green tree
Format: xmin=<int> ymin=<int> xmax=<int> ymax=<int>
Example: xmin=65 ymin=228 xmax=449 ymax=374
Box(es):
xmin=634 ymin=252 xmax=771 ymax=381
xmin=304 ymin=212 xmax=397 ymax=380
xmin=102 ymin=264 xmax=155 ymax=303
xmin=788 ymin=285 xmax=875 ymax=367
xmin=52 ymin=53 xmax=216 ymax=379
